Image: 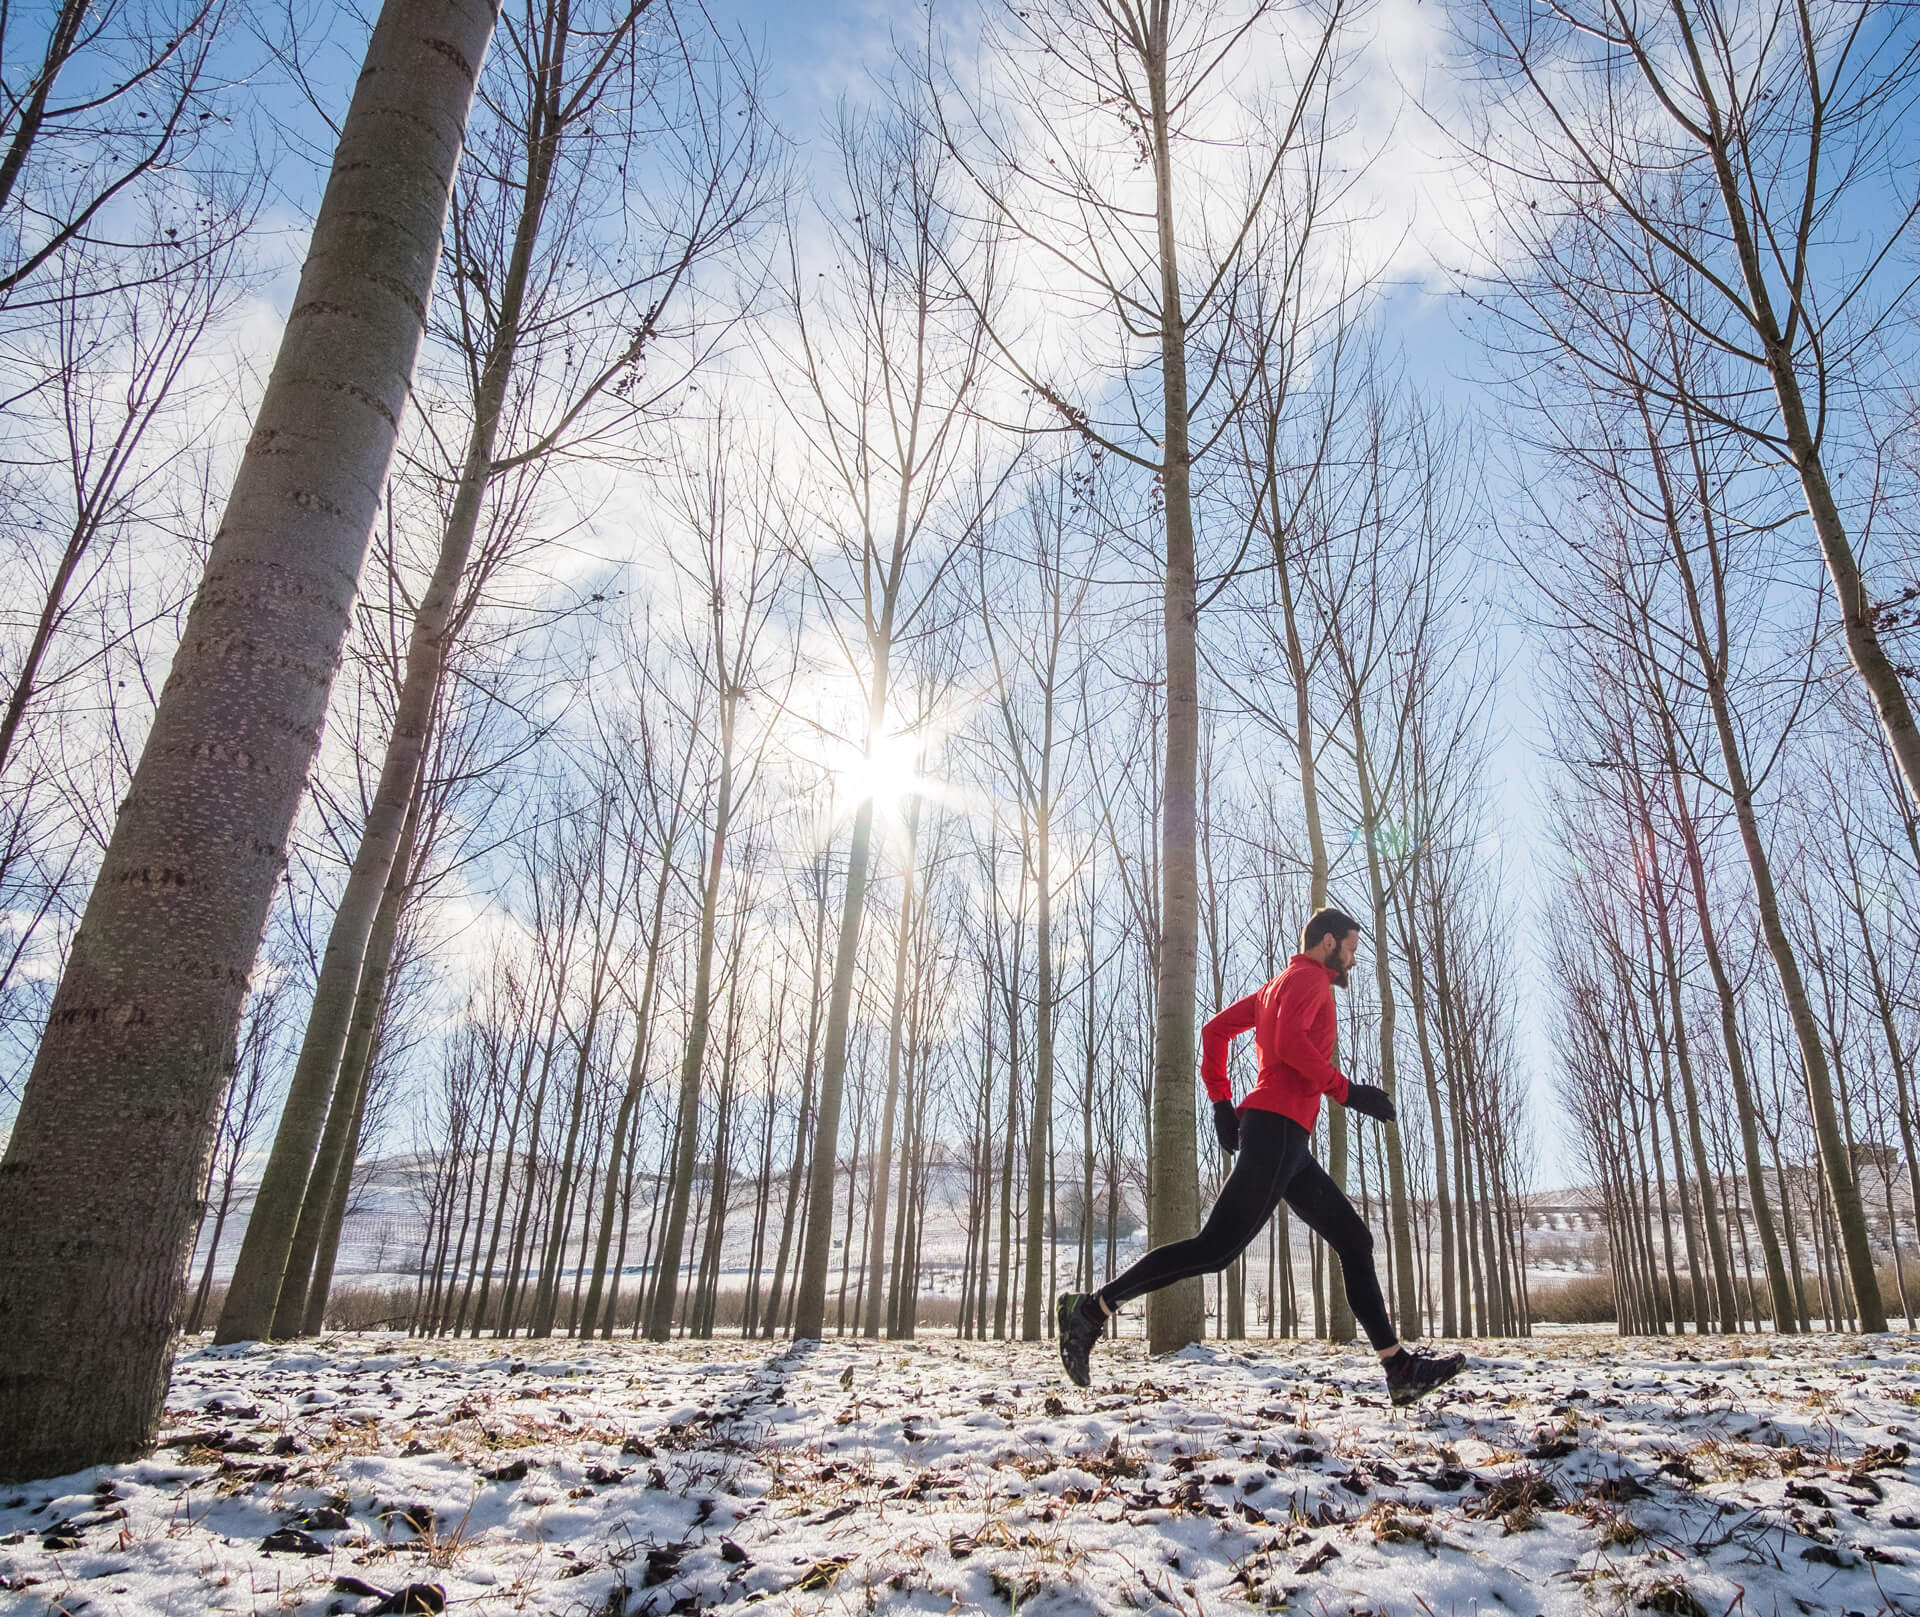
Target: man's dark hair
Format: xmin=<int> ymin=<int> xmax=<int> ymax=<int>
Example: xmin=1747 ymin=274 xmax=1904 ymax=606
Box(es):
xmin=1302 ymin=907 xmax=1362 ymax=951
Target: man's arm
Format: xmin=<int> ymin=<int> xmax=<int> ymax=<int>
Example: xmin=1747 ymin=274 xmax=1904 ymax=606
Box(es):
xmin=1275 ymin=972 xmax=1350 ymax=1103
xmin=1199 ymin=993 xmax=1258 ymax=1102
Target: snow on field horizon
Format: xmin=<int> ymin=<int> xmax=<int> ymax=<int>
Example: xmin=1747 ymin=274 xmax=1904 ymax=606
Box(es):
xmin=4 ymin=1330 xmax=1918 ymax=1617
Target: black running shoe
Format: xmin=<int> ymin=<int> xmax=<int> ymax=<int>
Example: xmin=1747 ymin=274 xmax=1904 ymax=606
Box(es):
xmin=1056 ymin=1292 xmax=1105 ymax=1388
xmin=1385 ymin=1347 xmax=1466 ymax=1407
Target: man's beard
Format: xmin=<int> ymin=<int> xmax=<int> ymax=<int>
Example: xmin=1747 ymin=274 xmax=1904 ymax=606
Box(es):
xmin=1328 ymin=959 xmax=1350 ymax=988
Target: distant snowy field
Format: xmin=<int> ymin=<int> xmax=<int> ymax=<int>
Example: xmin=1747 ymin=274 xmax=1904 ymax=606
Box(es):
xmin=5 ymin=1332 xmax=1919 ymax=1617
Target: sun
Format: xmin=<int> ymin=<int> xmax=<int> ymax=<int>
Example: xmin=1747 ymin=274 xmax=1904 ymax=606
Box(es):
xmin=838 ymin=726 xmax=926 ymax=818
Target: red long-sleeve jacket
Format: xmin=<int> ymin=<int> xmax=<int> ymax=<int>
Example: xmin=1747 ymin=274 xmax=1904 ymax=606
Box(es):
xmin=1200 ymin=953 xmax=1350 ymax=1132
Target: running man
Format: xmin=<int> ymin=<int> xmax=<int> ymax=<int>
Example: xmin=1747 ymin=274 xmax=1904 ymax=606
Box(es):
xmin=1057 ymin=907 xmax=1466 ymax=1406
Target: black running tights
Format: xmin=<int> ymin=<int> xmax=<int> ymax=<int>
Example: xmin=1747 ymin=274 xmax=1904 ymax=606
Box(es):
xmin=1096 ymin=1108 xmax=1398 ymax=1351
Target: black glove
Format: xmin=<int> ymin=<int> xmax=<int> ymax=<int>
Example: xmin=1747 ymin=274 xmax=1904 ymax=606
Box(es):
xmin=1344 ymin=1083 xmax=1397 ymax=1125
xmin=1212 ymin=1098 xmax=1241 ymax=1154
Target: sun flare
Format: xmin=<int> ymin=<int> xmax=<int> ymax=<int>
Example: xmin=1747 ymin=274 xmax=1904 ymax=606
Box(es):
xmin=838 ymin=727 xmax=926 ymax=818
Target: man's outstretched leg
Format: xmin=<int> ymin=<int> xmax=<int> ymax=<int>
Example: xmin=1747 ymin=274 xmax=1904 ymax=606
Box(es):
xmin=1057 ymin=1114 xmax=1288 ymax=1387
xmin=1283 ymin=1153 xmax=1465 ymax=1406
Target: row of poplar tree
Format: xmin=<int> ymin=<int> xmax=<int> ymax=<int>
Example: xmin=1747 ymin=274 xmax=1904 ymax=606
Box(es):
xmin=3 ymin=0 xmax=1919 ymax=1487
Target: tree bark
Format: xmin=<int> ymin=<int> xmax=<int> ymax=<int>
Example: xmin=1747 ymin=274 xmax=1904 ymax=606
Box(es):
xmin=0 ymin=0 xmax=492 ymax=1479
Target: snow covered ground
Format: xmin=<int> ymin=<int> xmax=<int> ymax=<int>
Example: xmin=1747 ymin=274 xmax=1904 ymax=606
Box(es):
xmin=4 ymin=1330 xmax=1919 ymax=1616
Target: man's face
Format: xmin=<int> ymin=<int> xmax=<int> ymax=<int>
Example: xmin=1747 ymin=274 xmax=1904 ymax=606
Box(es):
xmin=1326 ymin=930 xmax=1359 ymax=988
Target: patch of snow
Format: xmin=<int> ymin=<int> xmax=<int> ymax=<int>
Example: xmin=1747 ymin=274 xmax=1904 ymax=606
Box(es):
xmin=1 ymin=1331 xmax=1917 ymax=1615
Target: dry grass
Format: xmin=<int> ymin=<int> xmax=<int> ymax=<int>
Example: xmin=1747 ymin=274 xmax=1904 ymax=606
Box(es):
xmin=1527 ymin=1275 xmax=1616 ymax=1324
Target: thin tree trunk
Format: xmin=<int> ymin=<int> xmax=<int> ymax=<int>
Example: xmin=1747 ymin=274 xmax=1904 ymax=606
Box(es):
xmin=187 ymin=1175 xmax=240 ymax=1337
xmin=1669 ymin=0 xmax=1920 ymax=816
xmin=217 ymin=5 xmax=566 ymax=1344
xmin=303 ymin=1024 xmax=380 ymax=1335
xmin=532 ymin=970 xmax=610 ymax=1338
xmin=762 ymin=859 xmax=829 ymax=1337
xmin=1349 ymin=705 xmax=1420 ymax=1338
xmin=1143 ymin=15 xmax=1203 ymax=1355
xmin=864 ymin=800 xmax=921 ymax=1335
xmin=1398 ymin=870 xmax=1456 ymax=1336
xmin=470 ymin=1037 xmax=535 ymax=1337
xmin=452 ymin=1102 xmax=504 ymax=1337
xmin=282 ymin=786 xmax=423 ymax=1333
xmin=1640 ymin=377 xmax=1888 ymax=1331
xmin=794 ymin=791 xmax=880 ymax=1339
xmin=1660 ymin=742 xmax=1796 ymax=1330
xmin=1636 ymin=779 xmax=1738 ymax=1330
xmin=648 ymin=671 xmax=739 ymax=1336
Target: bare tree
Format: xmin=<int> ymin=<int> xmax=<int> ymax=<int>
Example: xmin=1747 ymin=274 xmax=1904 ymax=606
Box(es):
xmin=1460 ymin=0 xmax=1920 ymax=813
xmin=218 ymin=0 xmax=774 ymax=1343
xmin=185 ymin=971 xmax=289 ymax=1333
xmin=0 ymin=0 xmax=495 ymax=1480
xmin=0 ymin=0 xmax=243 ymax=311
xmin=778 ymin=101 xmax=993 ymax=1341
xmin=646 ymin=427 xmax=789 ymax=1340
xmin=928 ymin=0 xmax=1350 ymax=1351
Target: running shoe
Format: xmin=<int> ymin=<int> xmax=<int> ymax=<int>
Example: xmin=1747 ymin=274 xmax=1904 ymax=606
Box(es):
xmin=1056 ymin=1292 xmax=1105 ymax=1389
xmin=1385 ymin=1346 xmax=1467 ymax=1407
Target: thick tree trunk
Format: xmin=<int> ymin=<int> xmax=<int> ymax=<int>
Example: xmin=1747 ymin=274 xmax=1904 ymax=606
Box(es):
xmin=0 ymin=0 xmax=491 ymax=1480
